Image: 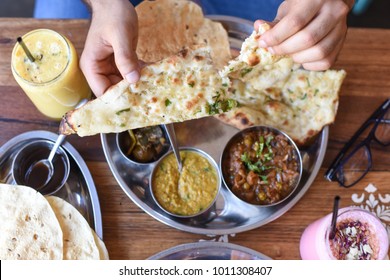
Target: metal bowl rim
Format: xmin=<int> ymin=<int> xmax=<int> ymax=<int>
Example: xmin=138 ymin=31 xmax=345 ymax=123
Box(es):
xmin=115 ymin=125 xmax=171 ymax=166
xmin=219 ymin=125 xmax=303 ymax=207
xmin=11 ymin=138 xmax=71 ymax=196
xmin=148 ymin=241 xmax=272 ymax=260
xmin=149 ymin=146 xmax=222 ymax=218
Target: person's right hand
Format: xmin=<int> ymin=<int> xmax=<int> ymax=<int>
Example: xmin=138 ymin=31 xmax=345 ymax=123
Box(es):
xmin=80 ymin=0 xmax=140 ymax=97
xmin=255 ymin=0 xmax=354 ymax=71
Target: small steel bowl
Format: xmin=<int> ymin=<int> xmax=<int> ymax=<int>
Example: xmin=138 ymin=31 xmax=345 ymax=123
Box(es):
xmin=150 ymin=147 xmax=221 ymax=218
xmin=220 ymin=126 xmax=302 ymax=207
xmin=11 ymin=139 xmax=70 ymax=195
xmin=116 ymin=125 xmax=170 ymax=165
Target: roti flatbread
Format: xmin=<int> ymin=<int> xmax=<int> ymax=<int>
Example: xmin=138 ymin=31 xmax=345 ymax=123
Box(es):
xmin=60 ymin=46 xmax=235 ymax=137
xmin=0 ymin=184 xmax=63 ymax=260
xmin=193 ymin=18 xmax=231 ymax=69
xmin=217 ymin=69 xmax=346 ymax=145
xmin=136 ymin=0 xmax=204 ymax=63
xmin=92 ymin=229 xmax=109 ymax=260
xmin=46 ymin=196 xmax=100 ymax=260
xmin=136 ymin=0 xmax=231 ymax=69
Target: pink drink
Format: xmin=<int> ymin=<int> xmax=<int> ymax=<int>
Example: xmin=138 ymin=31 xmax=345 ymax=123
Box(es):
xmin=300 ymin=207 xmax=389 ymax=260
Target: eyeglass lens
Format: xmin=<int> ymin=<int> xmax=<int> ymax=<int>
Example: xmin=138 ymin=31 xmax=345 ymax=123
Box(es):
xmin=334 ymin=104 xmax=389 ymax=187
xmin=335 ymin=144 xmax=371 ymax=187
xmin=374 ymin=108 xmax=389 ymax=145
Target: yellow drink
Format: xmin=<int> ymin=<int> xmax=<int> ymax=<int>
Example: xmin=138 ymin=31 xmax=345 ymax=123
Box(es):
xmin=11 ymin=29 xmax=91 ymax=120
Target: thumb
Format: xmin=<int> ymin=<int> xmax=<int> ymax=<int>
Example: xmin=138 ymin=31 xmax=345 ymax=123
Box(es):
xmin=254 ymin=19 xmax=275 ymax=31
xmin=114 ymin=42 xmax=140 ymax=84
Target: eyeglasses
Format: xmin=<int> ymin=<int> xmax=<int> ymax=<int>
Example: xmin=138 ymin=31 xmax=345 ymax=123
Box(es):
xmin=325 ymin=98 xmax=389 ymax=187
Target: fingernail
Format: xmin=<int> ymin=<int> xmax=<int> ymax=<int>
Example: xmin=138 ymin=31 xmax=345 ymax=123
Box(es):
xmin=125 ymin=70 xmax=140 ymax=84
xmin=258 ymin=40 xmax=268 ymax=48
xmin=268 ymin=47 xmax=275 ymax=54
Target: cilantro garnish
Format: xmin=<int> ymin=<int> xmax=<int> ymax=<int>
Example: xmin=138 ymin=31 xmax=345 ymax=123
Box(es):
xmin=241 ymin=135 xmax=275 ymax=175
xmin=207 ymin=91 xmax=237 ymax=115
xmin=240 ymin=68 xmax=253 ymax=77
xmin=115 ymin=108 xmax=130 ymax=115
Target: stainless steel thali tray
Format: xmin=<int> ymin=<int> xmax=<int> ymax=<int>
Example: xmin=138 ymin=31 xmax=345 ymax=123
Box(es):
xmin=101 ymin=16 xmax=329 ymax=235
xmin=0 ymin=130 xmax=103 ymax=238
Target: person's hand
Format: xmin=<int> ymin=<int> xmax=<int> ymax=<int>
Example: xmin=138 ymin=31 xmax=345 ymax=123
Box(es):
xmin=80 ymin=0 xmax=139 ymax=96
xmin=255 ymin=0 xmax=355 ymax=71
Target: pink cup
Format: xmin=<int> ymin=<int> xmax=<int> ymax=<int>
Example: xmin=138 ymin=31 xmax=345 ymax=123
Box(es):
xmin=300 ymin=206 xmax=389 ymax=260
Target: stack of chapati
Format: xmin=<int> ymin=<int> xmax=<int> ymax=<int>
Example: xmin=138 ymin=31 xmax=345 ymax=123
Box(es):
xmin=0 ymin=184 xmax=108 ymax=260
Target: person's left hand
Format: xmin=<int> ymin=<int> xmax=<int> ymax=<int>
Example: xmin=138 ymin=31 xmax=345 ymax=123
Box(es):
xmin=255 ymin=0 xmax=355 ymax=70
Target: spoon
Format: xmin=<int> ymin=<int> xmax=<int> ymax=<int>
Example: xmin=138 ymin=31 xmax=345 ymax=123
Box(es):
xmin=163 ymin=123 xmax=182 ymax=172
xmin=25 ymin=98 xmax=89 ymax=190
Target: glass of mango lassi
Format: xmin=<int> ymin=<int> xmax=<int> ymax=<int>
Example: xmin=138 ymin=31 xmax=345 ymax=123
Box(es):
xmin=11 ymin=29 xmax=91 ymax=120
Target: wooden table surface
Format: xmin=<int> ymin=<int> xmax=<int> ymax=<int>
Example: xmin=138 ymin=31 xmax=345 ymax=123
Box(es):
xmin=0 ymin=18 xmax=389 ymax=260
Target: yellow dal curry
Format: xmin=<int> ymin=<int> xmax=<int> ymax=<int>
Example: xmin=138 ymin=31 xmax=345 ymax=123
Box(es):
xmin=152 ymin=150 xmax=218 ymax=216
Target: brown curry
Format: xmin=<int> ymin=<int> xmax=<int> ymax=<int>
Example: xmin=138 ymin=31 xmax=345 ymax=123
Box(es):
xmin=222 ymin=128 xmax=300 ymax=205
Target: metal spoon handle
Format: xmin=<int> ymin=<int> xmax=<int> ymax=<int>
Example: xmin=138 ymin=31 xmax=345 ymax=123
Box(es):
xmin=164 ymin=123 xmax=182 ymax=172
xmin=47 ymin=98 xmax=89 ymax=163
xmin=48 ymin=134 xmax=66 ymax=162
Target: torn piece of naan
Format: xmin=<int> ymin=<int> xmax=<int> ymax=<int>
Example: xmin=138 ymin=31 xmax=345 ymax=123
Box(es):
xmin=220 ymin=23 xmax=299 ymax=91
xmin=216 ymin=69 xmax=346 ymax=146
xmin=217 ymin=22 xmax=346 ymax=145
xmin=60 ymin=46 xmax=235 ymax=137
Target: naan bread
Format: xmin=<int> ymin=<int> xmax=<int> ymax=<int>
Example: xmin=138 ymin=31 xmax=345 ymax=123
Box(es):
xmin=216 ymin=22 xmax=346 ymax=145
xmin=220 ymin=23 xmax=297 ymax=91
xmin=0 ymin=184 xmax=63 ymax=260
xmin=136 ymin=0 xmax=231 ymax=69
xmin=60 ymin=46 xmax=234 ymax=137
xmin=217 ymin=69 xmax=346 ymax=145
xmin=46 ymin=196 xmax=100 ymax=260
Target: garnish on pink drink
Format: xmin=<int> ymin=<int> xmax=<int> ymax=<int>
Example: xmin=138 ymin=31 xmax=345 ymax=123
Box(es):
xmin=330 ymin=219 xmax=377 ymax=260
xmin=299 ymin=207 xmax=389 ymax=260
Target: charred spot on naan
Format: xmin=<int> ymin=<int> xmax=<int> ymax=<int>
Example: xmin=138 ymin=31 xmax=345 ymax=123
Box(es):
xmin=247 ymin=53 xmax=260 ymax=66
xmin=185 ymin=92 xmax=206 ymax=110
xmin=235 ymin=112 xmax=252 ymax=126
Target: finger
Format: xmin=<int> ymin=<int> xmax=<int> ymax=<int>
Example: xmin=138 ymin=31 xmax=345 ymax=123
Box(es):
xmin=112 ymin=28 xmax=140 ymax=84
xmin=291 ymin=21 xmax=346 ymax=64
xmin=107 ymin=73 xmax=123 ymax=85
xmin=260 ymin=2 xmax=320 ymax=47
xmin=273 ymin=1 xmax=288 ymax=22
xmin=80 ymin=53 xmax=113 ymax=97
xmin=254 ymin=19 xmax=275 ymax=31
xmin=84 ymin=70 xmax=112 ymax=97
xmin=300 ymin=35 xmax=345 ymax=71
xmin=271 ymin=11 xmax=339 ymax=55
xmin=83 ymin=68 xmax=113 ymax=97
xmin=113 ymin=45 xmax=140 ymax=84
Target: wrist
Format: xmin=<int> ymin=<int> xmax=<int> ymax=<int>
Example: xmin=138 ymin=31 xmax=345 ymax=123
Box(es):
xmin=83 ymin=0 xmax=133 ymax=14
xmin=343 ymin=0 xmax=356 ymax=10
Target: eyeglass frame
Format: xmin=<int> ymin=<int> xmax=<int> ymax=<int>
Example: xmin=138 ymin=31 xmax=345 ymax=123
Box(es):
xmin=325 ymin=98 xmax=390 ymax=187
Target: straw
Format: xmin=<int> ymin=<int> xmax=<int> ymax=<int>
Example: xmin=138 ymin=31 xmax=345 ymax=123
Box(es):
xmin=329 ymin=195 xmax=340 ymax=239
xmin=17 ymin=37 xmax=35 ymax=62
